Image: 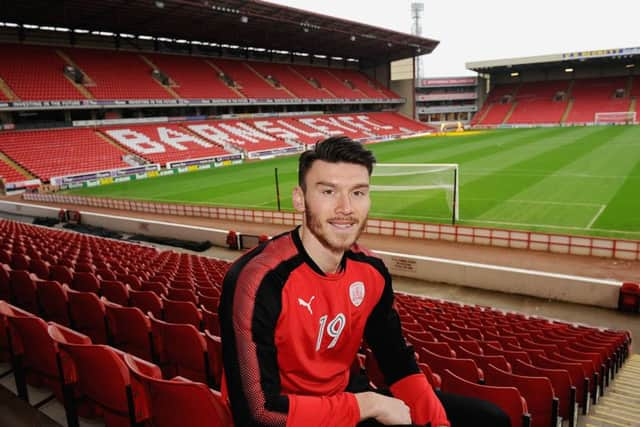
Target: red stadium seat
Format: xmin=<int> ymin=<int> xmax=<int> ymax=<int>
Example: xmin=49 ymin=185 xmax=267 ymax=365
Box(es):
xmin=124 ymin=353 xmax=232 ymax=427
xmin=129 ymin=288 xmax=164 ymax=319
xmin=10 ymin=270 xmax=40 ymax=314
xmin=149 ymin=313 xmax=209 ymax=383
xmin=484 ymin=363 xmax=558 ymax=427
xmin=104 ymin=300 xmax=153 ymax=361
xmin=100 ymin=280 xmax=130 ymax=306
xmin=67 ymin=288 xmax=108 ymax=344
xmin=48 ymin=323 xmax=151 ymax=427
xmin=36 ymin=281 xmax=71 ymax=327
xmin=441 ymin=369 xmax=531 ymax=427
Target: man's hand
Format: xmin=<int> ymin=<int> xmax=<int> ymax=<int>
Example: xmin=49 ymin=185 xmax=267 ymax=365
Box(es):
xmin=355 ymin=392 xmax=412 ymax=425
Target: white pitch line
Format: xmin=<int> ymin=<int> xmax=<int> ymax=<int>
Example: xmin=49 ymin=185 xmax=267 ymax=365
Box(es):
xmin=587 ymin=205 xmax=607 ymax=229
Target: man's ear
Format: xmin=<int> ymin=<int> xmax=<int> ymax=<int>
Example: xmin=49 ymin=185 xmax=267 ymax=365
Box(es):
xmin=292 ymin=186 xmax=305 ymax=213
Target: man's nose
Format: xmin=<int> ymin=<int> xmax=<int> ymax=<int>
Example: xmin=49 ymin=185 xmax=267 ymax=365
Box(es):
xmin=335 ymin=192 xmax=353 ymax=214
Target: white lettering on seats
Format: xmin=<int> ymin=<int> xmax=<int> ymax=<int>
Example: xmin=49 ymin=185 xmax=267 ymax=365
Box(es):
xmin=105 ymin=129 xmax=165 ymax=154
xmin=252 ymin=120 xmax=299 ymax=140
xmin=275 ymin=120 xmax=325 ymax=138
xmin=186 ymin=124 xmax=244 ymax=146
xmin=318 ymin=117 xmax=357 ymax=133
xmin=299 ymin=118 xmax=341 ymax=135
xmin=357 ymin=115 xmax=393 ymax=130
xmin=339 ymin=116 xmax=371 ymax=133
xmin=157 ymin=127 xmax=212 ymax=151
xmin=219 ymin=122 xmax=276 ymax=144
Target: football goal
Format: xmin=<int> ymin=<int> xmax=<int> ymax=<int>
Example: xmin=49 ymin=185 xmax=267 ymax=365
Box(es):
xmin=371 ymin=163 xmax=459 ymax=223
xmin=594 ymin=111 xmax=637 ymax=125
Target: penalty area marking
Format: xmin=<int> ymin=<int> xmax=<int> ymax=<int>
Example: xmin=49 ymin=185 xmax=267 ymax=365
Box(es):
xmin=587 ymin=205 xmax=607 ymax=229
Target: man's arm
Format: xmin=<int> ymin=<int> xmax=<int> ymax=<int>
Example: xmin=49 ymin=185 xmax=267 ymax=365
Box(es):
xmin=363 ymin=258 xmax=450 ymax=427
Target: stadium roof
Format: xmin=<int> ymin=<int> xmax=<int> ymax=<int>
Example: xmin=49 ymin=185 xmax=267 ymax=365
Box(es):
xmin=467 ymin=46 xmax=640 ymax=73
xmin=2 ymin=0 xmax=439 ymax=65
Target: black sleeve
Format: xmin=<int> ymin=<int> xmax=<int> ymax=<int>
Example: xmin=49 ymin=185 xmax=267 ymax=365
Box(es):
xmin=363 ymin=258 xmax=420 ymax=386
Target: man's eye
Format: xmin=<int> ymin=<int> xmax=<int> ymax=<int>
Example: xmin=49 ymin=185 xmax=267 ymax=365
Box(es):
xmin=322 ymin=189 xmax=334 ymax=195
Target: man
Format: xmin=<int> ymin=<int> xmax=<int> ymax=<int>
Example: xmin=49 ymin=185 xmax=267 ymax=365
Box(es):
xmin=219 ymin=136 xmax=509 ymax=427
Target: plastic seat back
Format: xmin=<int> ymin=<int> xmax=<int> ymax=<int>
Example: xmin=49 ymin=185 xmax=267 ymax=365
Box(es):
xmin=10 ymin=270 xmax=40 ymax=314
xmin=149 ymin=314 xmax=208 ymax=383
xmin=204 ymin=330 xmax=222 ymax=389
xmin=100 ymin=280 xmax=129 ymax=306
xmin=36 ymin=281 xmax=71 ymax=326
xmin=485 ymin=363 xmax=557 ymax=427
xmin=129 ymin=288 xmax=163 ymax=318
xmin=104 ymin=300 xmax=152 ymax=361
xmin=67 ymin=288 xmax=107 ymax=344
xmin=442 ymin=368 xmax=530 ymax=427
xmin=49 ymin=323 xmax=150 ymax=427
xmin=71 ymin=272 xmax=100 ymax=294
xmin=162 ymin=296 xmax=202 ymax=329
xmin=125 ymin=353 xmax=231 ymax=427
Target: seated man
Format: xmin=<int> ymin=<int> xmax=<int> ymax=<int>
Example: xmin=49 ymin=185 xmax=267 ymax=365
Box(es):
xmin=219 ymin=136 xmax=509 ymax=427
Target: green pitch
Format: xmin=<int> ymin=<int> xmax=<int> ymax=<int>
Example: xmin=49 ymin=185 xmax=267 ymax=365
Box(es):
xmin=67 ymin=126 xmax=640 ymax=239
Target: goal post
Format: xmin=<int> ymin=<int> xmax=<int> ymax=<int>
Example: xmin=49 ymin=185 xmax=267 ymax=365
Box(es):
xmin=594 ymin=111 xmax=637 ymax=125
xmin=371 ymin=163 xmax=459 ymax=224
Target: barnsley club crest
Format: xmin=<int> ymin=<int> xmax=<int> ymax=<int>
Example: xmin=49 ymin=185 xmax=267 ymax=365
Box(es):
xmin=349 ymin=281 xmax=365 ymax=307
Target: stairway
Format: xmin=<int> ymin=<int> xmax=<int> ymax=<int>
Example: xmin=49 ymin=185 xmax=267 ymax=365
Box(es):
xmin=0 ymin=152 xmax=34 ymax=180
xmin=55 ymin=49 xmax=95 ymax=99
xmin=579 ymin=354 xmax=640 ymax=427
xmin=139 ymin=55 xmax=180 ymax=99
xmin=0 ymin=77 xmax=18 ymax=101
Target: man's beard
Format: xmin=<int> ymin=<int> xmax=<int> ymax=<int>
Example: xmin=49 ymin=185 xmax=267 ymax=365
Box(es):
xmin=304 ymin=208 xmax=367 ymax=253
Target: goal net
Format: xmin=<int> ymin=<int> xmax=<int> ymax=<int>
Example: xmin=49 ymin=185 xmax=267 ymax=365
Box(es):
xmin=594 ymin=111 xmax=637 ymax=125
xmin=371 ymin=163 xmax=459 ymax=223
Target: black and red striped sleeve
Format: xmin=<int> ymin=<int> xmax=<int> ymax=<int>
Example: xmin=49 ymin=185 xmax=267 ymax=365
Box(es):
xmin=359 ymin=253 xmax=449 ymax=426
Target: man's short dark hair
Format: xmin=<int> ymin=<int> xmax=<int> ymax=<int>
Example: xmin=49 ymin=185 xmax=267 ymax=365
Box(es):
xmin=298 ymin=136 xmax=376 ymax=190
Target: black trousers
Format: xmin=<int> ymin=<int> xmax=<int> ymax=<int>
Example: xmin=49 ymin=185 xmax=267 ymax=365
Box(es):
xmin=356 ymin=389 xmax=511 ymax=427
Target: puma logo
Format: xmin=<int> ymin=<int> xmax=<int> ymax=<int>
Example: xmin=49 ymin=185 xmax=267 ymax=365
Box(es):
xmin=297 ymin=296 xmax=315 ymax=314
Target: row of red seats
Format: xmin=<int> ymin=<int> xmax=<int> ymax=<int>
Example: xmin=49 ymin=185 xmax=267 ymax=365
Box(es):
xmin=0 ymin=158 xmax=29 ymax=183
xmin=0 ymin=128 xmax=130 ymax=181
xmin=1 ymin=299 xmax=230 ymax=427
xmin=3 ymin=219 xmax=631 ymax=427
xmin=0 ymin=43 xmax=400 ymax=101
xmin=390 ymin=294 xmax=630 ymax=427
xmin=474 ymin=77 xmax=635 ymax=126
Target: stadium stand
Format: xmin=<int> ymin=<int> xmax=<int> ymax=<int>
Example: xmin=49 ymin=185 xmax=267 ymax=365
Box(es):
xmin=566 ymin=77 xmax=631 ymax=124
xmin=0 ymin=128 xmax=130 ymax=181
xmin=474 ymin=77 xmax=636 ymax=126
xmin=0 ymin=158 xmax=29 ymax=183
xmin=328 ymin=68 xmax=394 ymax=99
xmin=507 ymin=81 xmax=570 ymax=125
xmin=0 ymin=218 xmax=634 ymax=427
xmin=297 ymin=65 xmax=363 ymax=99
xmin=209 ymin=58 xmax=292 ymax=99
xmin=144 ymin=53 xmax=243 ymax=100
xmin=247 ymin=62 xmax=329 ymax=99
xmin=0 ymin=43 xmax=404 ymax=103
xmin=63 ymin=48 xmax=174 ymax=100
xmin=0 ymin=44 xmax=86 ymax=101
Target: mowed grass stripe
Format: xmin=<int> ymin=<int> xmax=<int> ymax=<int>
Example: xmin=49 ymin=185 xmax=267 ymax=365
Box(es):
xmin=593 ymin=154 xmax=640 ymax=231
xmin=476 ymin=126 xmax=637 ymax=227
xmin=461 ymin=126 xmax=626 ymax=219
xmin=371 ymin=128 xmax=541 ymax=163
